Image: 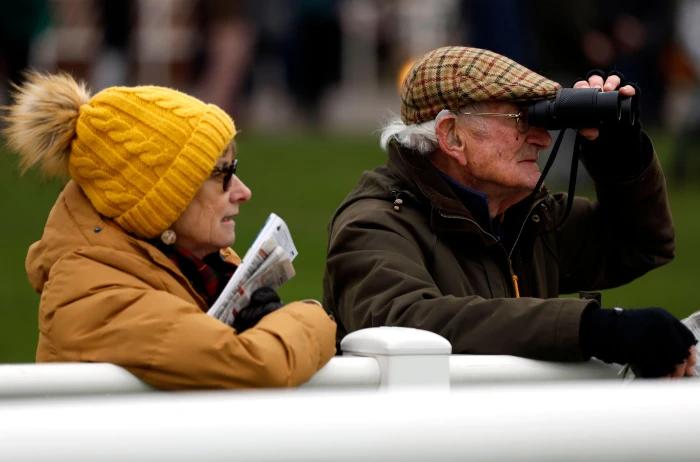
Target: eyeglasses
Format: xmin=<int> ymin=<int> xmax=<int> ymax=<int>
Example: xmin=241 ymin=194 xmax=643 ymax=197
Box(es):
xmin=459 ymin=110 xmax=530 ymax=133
xmin=211 ymin=158 xmax=238 ymax=192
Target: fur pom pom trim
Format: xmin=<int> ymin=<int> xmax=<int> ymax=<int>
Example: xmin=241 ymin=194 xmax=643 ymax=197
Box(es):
xmin=2 ymin=71 xmax=91 ymax=177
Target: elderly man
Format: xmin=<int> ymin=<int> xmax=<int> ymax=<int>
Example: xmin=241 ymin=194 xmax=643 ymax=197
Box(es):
xmin=323 ymin=46 xmax=696 ymax=377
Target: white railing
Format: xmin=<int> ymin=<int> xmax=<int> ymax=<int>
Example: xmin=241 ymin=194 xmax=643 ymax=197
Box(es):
xmin=0 ymin=362 xmax=154 ymax=398
xmin=2 ymin=381 xmax=699 ymax=461
xmin=0 ymin=327 xmax=621 ymax=398
xmin=340 ymin=326 xmax=622 ymax=388
xmin=4 ymin=327 xmax=692 ymax=461
xmin=303 ymin=355 xmax=380 ymax=388
xmin=449 ymin=354 xmax=622 ymax=384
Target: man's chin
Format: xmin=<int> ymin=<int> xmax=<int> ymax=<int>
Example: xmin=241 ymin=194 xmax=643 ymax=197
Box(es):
xmin=525 ymin=171 xmax=542 ymax=189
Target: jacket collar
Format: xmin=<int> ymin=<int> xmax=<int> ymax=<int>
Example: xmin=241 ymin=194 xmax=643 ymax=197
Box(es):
xmin=385 ymin=141 xmax=548 ymax=242
xmin=34 ymin=181 xmax=212 ymax=309
xmin=386 ymin=141 xmax=471 ymax=218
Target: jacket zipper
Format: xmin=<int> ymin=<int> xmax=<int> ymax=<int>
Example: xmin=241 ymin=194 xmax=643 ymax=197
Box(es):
xmin=437 ymin=197 xmax=547 ymax=299
xmin=505 ymin=196 xmax=549 ymax=298
xmin=507 ymin=257 xmax=520 ymax=298
xmin=437 ymin=211 xmax=521 ymax=297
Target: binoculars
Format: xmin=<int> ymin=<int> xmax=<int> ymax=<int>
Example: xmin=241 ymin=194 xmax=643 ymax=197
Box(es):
xmin=527 ymin=88 xmax=639 ymax=129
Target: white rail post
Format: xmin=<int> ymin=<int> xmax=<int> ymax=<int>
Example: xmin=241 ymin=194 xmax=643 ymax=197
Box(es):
xmin=340 ymin=327 xmax=452 ymax=389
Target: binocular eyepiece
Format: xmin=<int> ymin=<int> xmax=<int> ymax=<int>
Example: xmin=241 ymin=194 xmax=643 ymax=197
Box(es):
xmin=527 ymin=88 xmax=638 ymax=129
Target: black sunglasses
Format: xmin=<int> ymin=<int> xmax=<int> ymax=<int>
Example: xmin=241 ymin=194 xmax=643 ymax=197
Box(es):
xmin=211 ymin=159 xmax=238 ymax=192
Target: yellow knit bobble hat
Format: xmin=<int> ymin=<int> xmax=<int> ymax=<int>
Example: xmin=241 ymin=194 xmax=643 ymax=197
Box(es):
xmin=3 ymin=72 xmax=236 ymax=238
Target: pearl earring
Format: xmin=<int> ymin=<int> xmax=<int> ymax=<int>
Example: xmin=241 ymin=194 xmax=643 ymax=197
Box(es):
xmin=160 ymin=229 xmax=177 ymax=245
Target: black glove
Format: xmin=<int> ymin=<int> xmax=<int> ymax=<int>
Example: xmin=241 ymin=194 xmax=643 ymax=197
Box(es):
xmin=232 ymin=287 xmax=283 ymax=333
xmin=577 ymin=70 xmax=650 ymax=181
xmin=578 ymin=124 xmax=648 ymax=181
xmin=580 ymin=306 xmax=697 ymax=377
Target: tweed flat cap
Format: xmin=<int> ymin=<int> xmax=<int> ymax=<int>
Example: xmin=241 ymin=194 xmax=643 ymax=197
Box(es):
xmin=401 ymin=46 xmax=561 ymax=124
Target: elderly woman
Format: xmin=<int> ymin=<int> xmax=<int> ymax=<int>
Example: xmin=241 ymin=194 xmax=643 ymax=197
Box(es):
xmin=3 ymin=72 xmax=336 ymax=389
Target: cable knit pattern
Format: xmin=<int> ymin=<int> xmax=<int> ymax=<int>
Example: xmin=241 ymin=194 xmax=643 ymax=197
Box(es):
xmin=1 ymin=73 xmax=235 ymax=237
xmin=70 ymin=85 xmax=236 ymax=237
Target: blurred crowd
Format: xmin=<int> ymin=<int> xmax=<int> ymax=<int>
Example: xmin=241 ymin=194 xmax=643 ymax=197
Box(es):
xmin=2 ymin=0 xmax=700 ymax=169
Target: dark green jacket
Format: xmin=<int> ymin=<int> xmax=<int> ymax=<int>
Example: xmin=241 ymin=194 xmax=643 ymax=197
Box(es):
xmin=323 ymin=134 xmax=674 ymax=360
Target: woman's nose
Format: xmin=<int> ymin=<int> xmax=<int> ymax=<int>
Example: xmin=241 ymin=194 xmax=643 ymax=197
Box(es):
xmin=229 ymin=176 xmax=252 ymax=203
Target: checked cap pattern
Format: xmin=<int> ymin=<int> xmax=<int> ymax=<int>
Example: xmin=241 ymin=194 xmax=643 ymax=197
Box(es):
xmin=400 ymin=46 xmax=561 ymax=124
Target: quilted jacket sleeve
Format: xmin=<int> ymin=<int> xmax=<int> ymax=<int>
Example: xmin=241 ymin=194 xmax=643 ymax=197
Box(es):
xmin=554 ymin=131 xmax=674 ymax=292
xmin=37 ymin=251 xmax=336 ymax=390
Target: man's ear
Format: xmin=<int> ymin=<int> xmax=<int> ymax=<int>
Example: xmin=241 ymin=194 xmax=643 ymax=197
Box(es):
xmin=436 ymin=114 xmax=467 ymax=166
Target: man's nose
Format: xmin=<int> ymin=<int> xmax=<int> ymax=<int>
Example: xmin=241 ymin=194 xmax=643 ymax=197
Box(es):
xmin=526 ymin=125 xmax=552 ymax=149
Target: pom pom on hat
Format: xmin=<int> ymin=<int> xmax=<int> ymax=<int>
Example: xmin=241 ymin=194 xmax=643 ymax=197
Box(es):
xmin=3 ymin=72 xmax=236 ymax=238
xmin=3 ymin=71 xmax=90 ymax=177
xmin=400 ymin=46 xmax=561 ymax=124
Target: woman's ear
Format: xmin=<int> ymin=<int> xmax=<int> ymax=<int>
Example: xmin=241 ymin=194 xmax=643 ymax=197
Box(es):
xmin=436 ymin=114 xmax=467 ymax=166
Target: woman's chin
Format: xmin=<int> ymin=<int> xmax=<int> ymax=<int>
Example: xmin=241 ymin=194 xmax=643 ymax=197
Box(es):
xmin=218 ymin=223 xmax=236 ymax=248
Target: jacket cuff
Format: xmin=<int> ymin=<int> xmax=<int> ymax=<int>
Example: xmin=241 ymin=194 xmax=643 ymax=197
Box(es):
xmin=556 ymin=299 xmax=598 ymax=361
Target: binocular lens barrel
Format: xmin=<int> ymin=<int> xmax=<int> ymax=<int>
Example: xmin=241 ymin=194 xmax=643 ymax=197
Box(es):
xmin=527 ymin=88 xmax=637 ymax=129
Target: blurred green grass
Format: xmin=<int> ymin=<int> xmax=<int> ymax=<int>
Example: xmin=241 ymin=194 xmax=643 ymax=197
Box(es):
xmin=1 ymin=131 xmax=699 ymax=363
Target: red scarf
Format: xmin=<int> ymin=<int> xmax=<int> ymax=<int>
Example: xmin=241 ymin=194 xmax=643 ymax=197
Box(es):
xmin=155 ymin=242 xmax=237 ymax=308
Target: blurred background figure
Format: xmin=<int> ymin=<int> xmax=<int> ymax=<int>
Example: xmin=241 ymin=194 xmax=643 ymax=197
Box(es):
xmin=191 ymin=0 xmax=254 ymax=119
xmin=245 ymin=0 xmax=342 ymax=128
xmin=459 ymin=0 xmax=537 ymax=69
xmin=0 ymin=0 xmax=50 ymax=104
xmin=668 ymin=0 xmax=700 ymax=184
xmin=0 ymin=0 xmax=687 ymax=134
xmin=4 ymin=0 xmax=700 ymax=363
xmin=574 ymin=1 xmax=675 ymax=126
xmin=283 ymin=0 xmax=342 ymax=125
xmin=91 ymin=0 xmax=134 ymax=88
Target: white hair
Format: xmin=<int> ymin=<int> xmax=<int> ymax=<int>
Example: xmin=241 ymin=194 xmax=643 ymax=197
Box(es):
xmin=379 ymin=103 xmax=487 ymax=155
xmin=379 ymin=117 xmax=438 ymax=154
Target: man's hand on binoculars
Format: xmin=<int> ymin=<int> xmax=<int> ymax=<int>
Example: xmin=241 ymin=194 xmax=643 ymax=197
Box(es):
xmin=574 ymin=73 xmax=636 ymax=141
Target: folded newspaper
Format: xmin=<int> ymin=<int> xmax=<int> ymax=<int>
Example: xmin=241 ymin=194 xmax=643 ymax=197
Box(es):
xmin=207 ymin=213 xmax=298 ymax=326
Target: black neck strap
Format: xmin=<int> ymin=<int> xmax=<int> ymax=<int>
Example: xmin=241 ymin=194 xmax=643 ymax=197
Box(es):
xmin=533 ymin=128 xmax=567 ymax=194
xmin=530 ymin=128 xmax=579 ymax=230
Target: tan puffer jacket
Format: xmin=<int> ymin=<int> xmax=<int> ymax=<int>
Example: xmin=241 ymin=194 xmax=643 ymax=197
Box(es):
xmin=28 ymin=181 xmax=336 ymax=389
